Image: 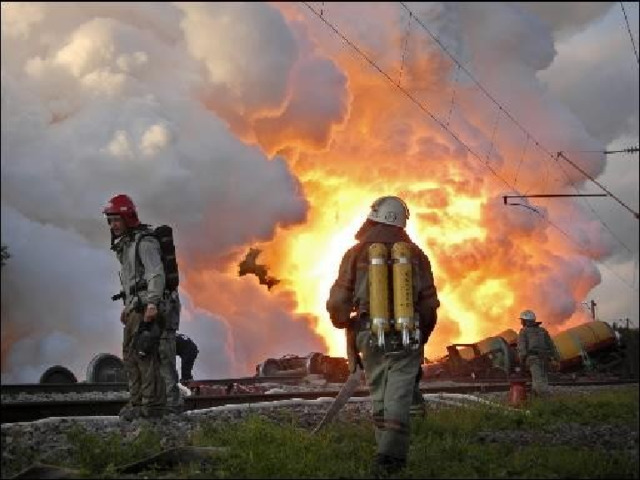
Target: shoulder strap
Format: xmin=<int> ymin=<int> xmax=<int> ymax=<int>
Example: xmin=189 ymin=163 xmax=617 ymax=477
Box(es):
xmin=133 ymin=229 xmax=156 ymax=297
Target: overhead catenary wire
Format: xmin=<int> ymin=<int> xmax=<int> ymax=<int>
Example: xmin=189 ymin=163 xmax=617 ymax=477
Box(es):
xmin=398 ymin=1 xmax=639 ymax=277
xmin=399 ymin=1 xmax=639 ymax=222
xmin=620 ymin=1 xmax=639 ymax=65
xmin=557 ymin=152 xmax=639 ymax=220
xmin=301 ymin=2 xmax=638 ymax=291
xmin=553 ymin=155 xmax=635 ymax=255
xmin=397 ymin=1 xmax=639 ymax=273
xmin=397 ymin=1 xmax=639 ymax=256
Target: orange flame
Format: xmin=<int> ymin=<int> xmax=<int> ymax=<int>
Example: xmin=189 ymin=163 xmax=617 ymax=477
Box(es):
xmin=198 ymin=5 xmax=600 ymax=363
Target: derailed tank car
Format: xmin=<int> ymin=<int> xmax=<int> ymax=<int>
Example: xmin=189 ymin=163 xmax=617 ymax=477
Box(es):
xmin=423 ymin=321 xmax=638 ymax=381
xmin=424 ymin=329 xmax=518 ymax=380
xmin=255 ymin=352 xmax=349 ymax=382
xmin=553 ymin=321 xmax=638 ymax=377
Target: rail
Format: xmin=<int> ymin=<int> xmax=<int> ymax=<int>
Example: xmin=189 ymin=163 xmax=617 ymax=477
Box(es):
xmin=2 ymin=378 xmax=636 ymax=424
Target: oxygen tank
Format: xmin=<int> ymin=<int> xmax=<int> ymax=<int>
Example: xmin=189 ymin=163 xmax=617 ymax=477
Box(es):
xmin=369 ymin=243 xmax=390 ymax=348
xmin=392 ymin=242 xmax=415 ymax=346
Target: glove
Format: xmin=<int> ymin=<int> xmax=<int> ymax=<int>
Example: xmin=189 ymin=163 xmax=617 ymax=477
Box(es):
xmin=144 ymin=303 xmax=158 ymax=323
xmin=135 ymin=322 xmax=161 ymax=358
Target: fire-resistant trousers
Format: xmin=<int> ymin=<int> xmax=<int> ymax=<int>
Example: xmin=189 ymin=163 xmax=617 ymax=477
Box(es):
xmin=356 ymin=330 xmax=422 ymax=461
xmin=122 ymin=311 xmax=166 ymax=416
xmin=159 ymin=329 xmax=184 ymax=412
xmin=526 ymin=355 xmax=550 ymax=396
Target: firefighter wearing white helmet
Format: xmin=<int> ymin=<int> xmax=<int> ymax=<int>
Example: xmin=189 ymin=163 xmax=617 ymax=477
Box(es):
xmin=516 ymin=309 xmax=559 ymax=397
xmin=367 ymin=196 xmax=410 ymax=228
xmin=326 ymin=195 xmax=440 ymax=476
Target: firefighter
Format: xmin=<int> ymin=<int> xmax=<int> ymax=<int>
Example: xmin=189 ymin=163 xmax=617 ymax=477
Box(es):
xmin=326 ymin=196 xmax=440 ymax=477
xmin=175 ymin=333 xmax=199 ymax=382
xmin=517 ymin=309 xmax=558 ymax=397
xmin=104 ymin=194 xmax=167 ymax=420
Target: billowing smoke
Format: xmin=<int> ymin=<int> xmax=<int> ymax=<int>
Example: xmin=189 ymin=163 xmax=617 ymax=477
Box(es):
xmin=1 ymin=2 xmax=342 ymax=381
xmin=2 ymin=3 xmax=637 ymax=381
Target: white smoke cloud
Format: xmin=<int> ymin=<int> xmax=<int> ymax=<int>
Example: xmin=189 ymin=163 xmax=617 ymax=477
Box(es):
xmin=516 ymin=2 xmax=615 ymax=40
xmin=1 ymin=2 xmax=637 ymax=383
xmin=1 ymin=2 xmax=338 ymax=381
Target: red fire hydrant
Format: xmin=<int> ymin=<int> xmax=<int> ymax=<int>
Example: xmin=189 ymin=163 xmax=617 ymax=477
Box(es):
xmin=508 ymin=378 xmax=528 ymax=407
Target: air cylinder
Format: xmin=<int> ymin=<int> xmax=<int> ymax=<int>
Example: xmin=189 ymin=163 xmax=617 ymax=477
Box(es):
xmin=369 ymin=243 xmax=390 ymax=347
xmin=392 ymin=242 xmax=415 ymax=346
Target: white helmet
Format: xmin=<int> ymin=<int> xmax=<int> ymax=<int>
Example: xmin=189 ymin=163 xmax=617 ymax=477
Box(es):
xmin=367 ymin=196 xmax=409 ymax=228
xmin=519 ymin=310 xmax=537 ymax=322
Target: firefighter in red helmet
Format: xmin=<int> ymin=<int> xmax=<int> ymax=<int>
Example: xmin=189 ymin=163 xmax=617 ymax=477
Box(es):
xmin=103 ymin=194 xmax=182 ymax=420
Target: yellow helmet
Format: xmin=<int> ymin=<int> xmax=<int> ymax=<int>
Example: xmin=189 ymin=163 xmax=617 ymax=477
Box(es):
xmin=367 ymin=196 xmax=410 ymax=228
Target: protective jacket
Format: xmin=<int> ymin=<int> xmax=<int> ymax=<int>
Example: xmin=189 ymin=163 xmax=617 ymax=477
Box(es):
xmin=112 ymin=227 xmax=165 ymax=311
xmin=517 ymin=324 xmax=556 ymax=361
xmin=326 ymin=222 xmax=440 ymax=335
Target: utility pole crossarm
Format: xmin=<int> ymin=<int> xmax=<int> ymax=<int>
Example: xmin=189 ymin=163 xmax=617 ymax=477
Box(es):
xmin=503 ymin=193 xmax=607 ymax=205
xmin=556 ymin=151 xmax=639 ymax=220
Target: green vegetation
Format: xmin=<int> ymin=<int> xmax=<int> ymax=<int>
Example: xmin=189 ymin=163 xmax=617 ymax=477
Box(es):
xmin=65 ymin=424 xmax=164 ymax=475
xmin=51 ymin=386 xmax=638 ymax=478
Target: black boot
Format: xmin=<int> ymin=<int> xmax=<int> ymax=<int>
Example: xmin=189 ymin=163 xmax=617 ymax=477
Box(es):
xmin=371 ymin=454 xmax=406 ymax=478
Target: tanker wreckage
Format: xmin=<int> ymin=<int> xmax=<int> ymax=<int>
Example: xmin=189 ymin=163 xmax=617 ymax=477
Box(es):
xmin=255 ymin=320 xmax=638 ymax=382
xmin=38 ymin=320 xmax=637 ymax=388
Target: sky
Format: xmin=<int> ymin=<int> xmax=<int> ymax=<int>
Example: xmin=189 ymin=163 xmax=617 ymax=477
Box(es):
xmin=1 ymin=2 xmax=638 ymax=382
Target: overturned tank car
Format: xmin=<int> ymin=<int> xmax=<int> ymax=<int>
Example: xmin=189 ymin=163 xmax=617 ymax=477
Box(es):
xmin=423 ymin=321 xmax=638 ymax=381
xmin=255 ymin=352 xmax=349 ymax=382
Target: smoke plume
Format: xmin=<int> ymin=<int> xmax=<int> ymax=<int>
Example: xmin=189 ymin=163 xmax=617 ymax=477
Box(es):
xmin=1 ymin=2 xmax=637 ymax=382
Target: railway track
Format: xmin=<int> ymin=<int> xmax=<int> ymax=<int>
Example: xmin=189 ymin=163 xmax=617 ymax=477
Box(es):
xmin=0 ymin=375 xmax=305 ymax=396
xmin=2 ymin=378 xmax=635 ymax=424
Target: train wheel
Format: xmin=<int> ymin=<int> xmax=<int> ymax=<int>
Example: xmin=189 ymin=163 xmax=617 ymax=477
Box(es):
xmin=39 ymin=365 xmax=78 ymax=384
xmin=86 ymin=353 xmax=126 ymax=383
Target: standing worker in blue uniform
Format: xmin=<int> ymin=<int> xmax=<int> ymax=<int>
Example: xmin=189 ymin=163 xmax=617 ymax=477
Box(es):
xmin=326 ymin=196 xmax=440 ymax=477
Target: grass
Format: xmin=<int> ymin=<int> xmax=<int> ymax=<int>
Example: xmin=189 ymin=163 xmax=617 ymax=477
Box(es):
xmin=54 ymin=386 xmax=639 ymax=478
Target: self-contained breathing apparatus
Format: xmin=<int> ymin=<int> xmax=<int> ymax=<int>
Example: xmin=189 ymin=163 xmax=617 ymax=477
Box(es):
xmin=368 ymin=242 xmax=421 ymax=353
xmin=111 ymin=225 xmax=181 ymax=358
xmin=112 ymin=225 xmax=180 ymax=303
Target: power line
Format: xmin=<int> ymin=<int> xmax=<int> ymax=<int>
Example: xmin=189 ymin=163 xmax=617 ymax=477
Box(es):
xmin=396 ymin=1 xmax=640 ymax=255
xmin=399 ymin=2 xmax=639 ymax=222
xmin=557 ymin=151 xmax=639 ymax=219
xmin=552 ymin=155 xmax=635 ymax=256
xmin=503 ymin=194 xmax=608 ymax=203
xmin=620 ymin=1 xmax=640 ymax=65
xmin=301 ymin=2 xmax=638 ymax=291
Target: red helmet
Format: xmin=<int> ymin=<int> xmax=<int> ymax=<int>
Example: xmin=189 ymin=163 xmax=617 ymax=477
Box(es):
xmin=103 ymin=194 xmax=140 ymax=228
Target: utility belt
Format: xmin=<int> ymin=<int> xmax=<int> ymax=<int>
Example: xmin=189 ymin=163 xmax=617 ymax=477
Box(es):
xmin=111 ymin=280 xmax=178 ymax=304
xmin=350 ymin=313 xmax=372 ymax=332
xmin=111 ymin=279 xmax=149 ymax=302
